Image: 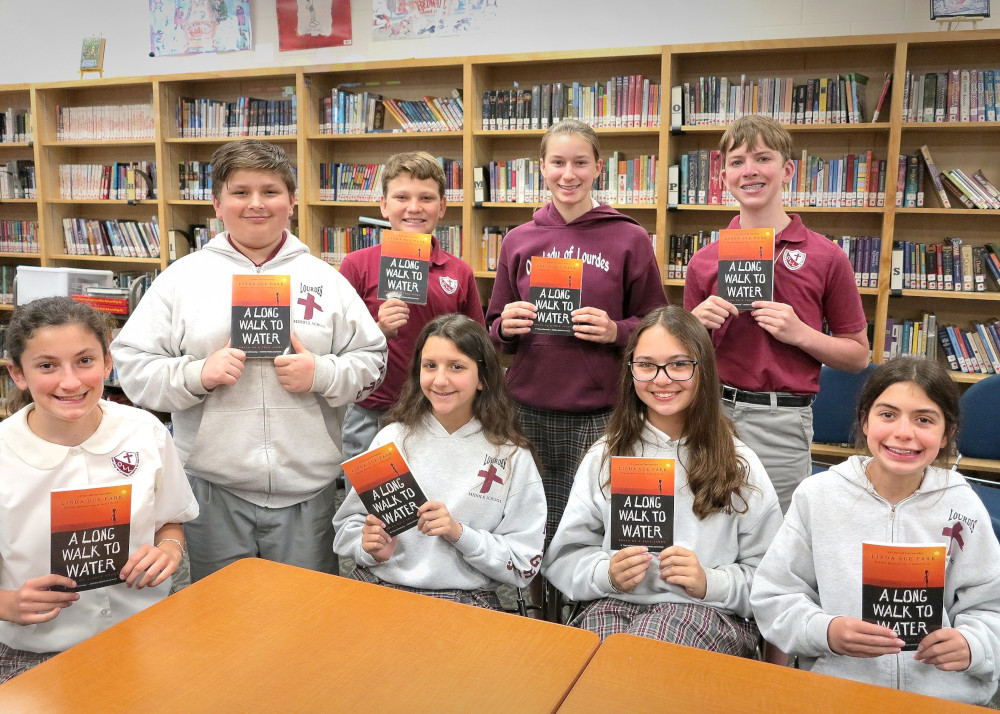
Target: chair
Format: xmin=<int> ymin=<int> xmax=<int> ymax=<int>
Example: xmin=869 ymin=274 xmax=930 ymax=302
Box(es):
xmin=956 ymin=373 xmax=1000 ymax=462
xmin=810 ymin=363 xmax=878 ymax=470
xmin=965 ymin=476 xmax=1000 ymax=541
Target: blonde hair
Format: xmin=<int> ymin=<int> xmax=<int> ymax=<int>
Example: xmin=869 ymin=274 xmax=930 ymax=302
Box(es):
xmin=380 ymin=151 xmax=446 ymax=198
xmin=719 ymin=115 xmax=793 ymax=164
xmin=540 ymin=118 xmax=600 ymax=162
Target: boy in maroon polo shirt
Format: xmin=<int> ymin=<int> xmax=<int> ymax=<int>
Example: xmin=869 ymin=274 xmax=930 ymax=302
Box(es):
xmin=339 ymin=152 xmax=485 ymax=461
xmin=684 ymin=115 xmax=869 ymax=514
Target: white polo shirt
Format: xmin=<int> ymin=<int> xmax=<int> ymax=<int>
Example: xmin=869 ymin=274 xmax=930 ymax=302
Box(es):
xmin=0 ymin=400 xmax=198 ymax=653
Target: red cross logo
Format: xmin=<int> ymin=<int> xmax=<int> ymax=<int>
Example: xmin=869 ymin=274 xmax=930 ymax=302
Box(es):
xmin=297 ymin=292 xmax=323 ymax=321
xmin=942 ymin=521 xmax=965 ymax=554
xmin=477 ymin=464 xmax=504 ymax=494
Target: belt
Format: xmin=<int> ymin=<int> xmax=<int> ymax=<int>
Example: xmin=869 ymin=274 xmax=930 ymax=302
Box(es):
xmin=721 ymin=384 xmax=814 ymax=408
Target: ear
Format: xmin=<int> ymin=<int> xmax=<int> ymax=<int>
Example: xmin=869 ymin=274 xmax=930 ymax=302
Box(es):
xmin=212 ymin=195 xmax=223 ymax=219
xmin=380 ymin=196 xmax=389 ymax=219
xmin=781 ymin=158 xmax=795 ymax=185
xmin=103 ymin=351 xmax=114 ymax=381
xmin=7 ymin=363 xmax=28 ymax=392
xmin=436 ymin=196 xmax=447 ymax=220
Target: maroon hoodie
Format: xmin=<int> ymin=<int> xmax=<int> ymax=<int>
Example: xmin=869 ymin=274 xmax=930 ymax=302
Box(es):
xmin=486 ymin=202 xmax=667 ymax=412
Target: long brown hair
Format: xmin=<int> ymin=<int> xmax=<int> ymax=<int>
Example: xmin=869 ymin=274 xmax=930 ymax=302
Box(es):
xmin=385 ymin=314 xmax=534 ymax=453
xmin=602 ymin=306 xmax=752 ymax=518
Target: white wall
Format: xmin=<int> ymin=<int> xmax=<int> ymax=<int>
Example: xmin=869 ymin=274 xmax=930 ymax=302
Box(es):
xmin=1 ymin=0 xmax=998 ymax=84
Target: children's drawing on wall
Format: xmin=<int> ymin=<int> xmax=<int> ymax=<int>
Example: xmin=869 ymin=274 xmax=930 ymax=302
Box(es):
xmin=277 ymin=0 xmax=353 ymax=50
xmin=149 ymin=0 xmax=253 ymax=57
xmin=373 ymin=0 xmax=500 ymax=41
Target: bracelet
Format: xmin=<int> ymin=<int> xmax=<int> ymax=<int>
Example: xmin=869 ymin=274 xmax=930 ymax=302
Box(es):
xmin=155 ymin=538 xmax=186 ymax=556
xmin=608 ymin=569 xmax=623 ymax=594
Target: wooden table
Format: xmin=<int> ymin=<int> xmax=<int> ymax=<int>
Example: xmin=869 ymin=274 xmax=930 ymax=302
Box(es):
xmin=559 ymin=633 xmax=984 ymax=713
xmin=0 ymin=558 xmax=599 ymax=713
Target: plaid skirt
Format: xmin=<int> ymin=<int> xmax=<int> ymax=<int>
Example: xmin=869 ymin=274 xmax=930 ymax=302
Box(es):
xmin=572 ymin=597 xmax=761 ymax=658
xmin=517 ymin=404 xmax=611 ymax=544
xmin=351 ymin=566 xmax=504 ymax=611
xmin=0 ymin=642 xmax=58 ymax=684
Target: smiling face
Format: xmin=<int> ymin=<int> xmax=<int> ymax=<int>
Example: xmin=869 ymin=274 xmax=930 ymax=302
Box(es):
xmin=632 ymin=325 xmax=698 ymax=441
xmin=419 ymin=335 xmax=483 ymax=433
xmin=863 ymin=381 xmax=949 ymax=492
xmin=720 ymin=141 xmax=794 ymax=213
xmin=213 ymin=168 xmax=295 ymax=263
xmin=9 ymin=323 xmax=112 ymax=444
xmin=380 ymin=173 xmax=446 ymax=234
xmin=541 ymin=133 xmax=603 ymax=222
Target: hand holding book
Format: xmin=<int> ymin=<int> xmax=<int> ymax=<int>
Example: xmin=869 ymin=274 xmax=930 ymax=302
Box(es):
xmin=498 ymin=300 xmax=537 ymax=338
xmin=361 ymin=513 xmax=398 ymax=563
xmin=658 ymin=545 xmax=707 ymax=599
xmin=2 ymin=575 xmax=79 ymax=625
xmin=377 ymin=297 xmax=410 ymax=338
xmin=416 ymin=501 xmax=463 ymax=542
xmin=827 ymin=616 xmax=905 ymax=658
xmin=608 ymin=546 xmax=654 ymax=593
xmin=273 ymin=332 xmax=316 ymax=393
xmin=913 ymin=628 xmax=972 ymax=672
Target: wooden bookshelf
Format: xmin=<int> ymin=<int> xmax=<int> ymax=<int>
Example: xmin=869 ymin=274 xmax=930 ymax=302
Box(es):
xmin=0 ymin=29 xmax=998 ymax=467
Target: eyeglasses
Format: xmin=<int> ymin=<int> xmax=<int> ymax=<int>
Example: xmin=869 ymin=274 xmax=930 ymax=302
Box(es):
xmin=629 ymin=360 xmax=698 ymax=382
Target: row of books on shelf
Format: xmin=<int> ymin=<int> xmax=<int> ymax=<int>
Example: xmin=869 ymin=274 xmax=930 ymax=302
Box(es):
xmin=912 ymin=147 xmax=1000 ymax=210
xmin=901 ymin=68 xmax=999 ymax=124
xmin=672 ymin=72 xmax=883 ymax=127
xmin=665 ymin=231 xmax=718 ymax=280
xmin=170 ymin=218 xmax=225 ymax=259
xmin=320 ymin=89 xmax=464 ymax=134
xmin=888 ymin=313 xmax=1000 ymax=376
xmin=58 ymin=161 xmax=156 ymax=201
xmin=179 ymin=160 xmax=213 ymax=201
xmin=319 ymin=224 xmax=463 ymax=268
xmin=56 ymin=103 xmax=155 ymax=142
xmin=318 ymin=162 xmax=384 ymax=202
xmin=669 ymin=149 xmax=887 ymax=208
xmin=830 ymin=235 xmax=882 ymax=289
xmin=0 ymin=108 xmax=31 ymax=143
xmin=482 ymin=75 xmax=662 ymax=131
xmin=891 ymin=239 xmax=1000 ymax=292
xmin=70 ymin=271 xmax=159 ymax=316
xmin=175 ymin=95 xmax=297 ymax=138
xmin=61 ymin=216 xmax=161 ymax=258
xmin=0 ymin=219 xmax=39 ymax=253
xmin=0 ymin=159 xmax=35 ymax=199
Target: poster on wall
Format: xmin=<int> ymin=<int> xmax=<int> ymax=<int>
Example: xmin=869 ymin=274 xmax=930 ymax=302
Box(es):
xmin=277 ymin=0 xmax=353 ymax=50
xmin=149 ymin=0 xmax=253 ymax=57
xmin=373 ymin=0 xmax=500 ymax=41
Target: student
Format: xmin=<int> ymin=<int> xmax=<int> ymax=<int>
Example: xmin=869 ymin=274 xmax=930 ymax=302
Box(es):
xmin=111 ymin=139 xmax=387 ymax=582
xmin=333 ymin=314 xmax=546 ymax=610
xmin=339 ymin=151 xmax=484 ymax=462
xmin=751 ymin=357 xmax=1000 ymax=706
xmin=684 ymin=115 xmax=869 ymax=513
xmin=486 ymin=118 xmax=667 ymax=555
xmin=543 ymin=306 xmax=782 ymax=655
xmin=0 ymin=297 xmax=198 ymax=683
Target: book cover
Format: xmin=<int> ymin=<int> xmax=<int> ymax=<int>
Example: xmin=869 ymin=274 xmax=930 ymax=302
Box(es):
xmin=717 ymin=228 xmax=774 ymax=310
xmin=377 ymin=230 xmax=432 ymax=305
xmin=862 ymin=542 xmax=945 ymax=650
xmin=918 ymin=145 xmax=951 ymax=209
xmin=529 ymin=256 xmax=583 ymax=335
xmin=80 ymin=36 xmax=106 ymax=71
xmin=341 ymin=442 xmax=427 ymax=537
xmin=609 ymin=457 xmax=674 ymax=551
xmin=231 ymin=274 xmax=292 ymax=358
xmin=51 ymin=484 xmax=132 ymax=592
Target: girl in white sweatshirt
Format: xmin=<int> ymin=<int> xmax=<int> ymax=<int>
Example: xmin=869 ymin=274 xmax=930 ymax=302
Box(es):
xmin=334 ymin=315 xmax=545 ymax=610
xmin=543 ymin=306 xmax=782 ymax=655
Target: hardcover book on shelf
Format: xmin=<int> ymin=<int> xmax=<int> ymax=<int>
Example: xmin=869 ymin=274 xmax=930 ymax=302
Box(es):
xmin=231 ymin=274 xmax=291 ymax=358
xmin=341 ymin=442 xmax=427 ymax=537
xmin=862 ymin=541 xmax=945 ymax=650
xmin=609 ymin=457 xmax=674 ymax=551
xmin=51 ymin=484 xmax=132 ymax=592
xmin=918 ymin=145 xmax=951 ymax=209
xmin=529 ymin=256 xmax=583 ymax=335
xmin=377 ymin=230 xmax=431 ymax=305
xmin=716 ymin=228 xmax=774 ymax=310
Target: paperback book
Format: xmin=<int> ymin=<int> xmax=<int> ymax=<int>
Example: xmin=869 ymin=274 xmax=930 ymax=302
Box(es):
xmin=529 ymin=256 xmax=583 ymax=335
xmin=377 ymin=230 xmax=432 ymax=304
xmin=609 ymin=457 xmax=674 ymax=551
xmin=861 ymin=541 xmax=946 ymax=650
xmin=717 ymin=228 xmax=774 ymax=310
xmin=231 ymin=274 xmax=291 ymax=358
xmin=51 ymin=484 xmax=132 ymax=592
xmin=341 ymin=442 xmax=427 ymax=537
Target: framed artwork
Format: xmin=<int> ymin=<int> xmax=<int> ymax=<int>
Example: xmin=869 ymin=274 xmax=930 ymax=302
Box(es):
xmin=930 ymin=0 xmax=990 ymax=18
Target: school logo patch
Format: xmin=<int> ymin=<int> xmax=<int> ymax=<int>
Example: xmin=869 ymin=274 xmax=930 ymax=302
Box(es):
xmin=439 ymin=276 xmax=458 ymax=295
xmin=783 ymin=249 xmax=806 ymax=271
xmin=112 ymin=451 xmax=139 ymax=477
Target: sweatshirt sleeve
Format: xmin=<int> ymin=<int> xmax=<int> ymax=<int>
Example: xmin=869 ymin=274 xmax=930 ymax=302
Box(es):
xmin=614 ymin=230 xmax=667 ymax=349
xmin=750 ymin=490 xmax=837 ymax=657
xmin=450 ymin=447 xmax=545 ymax=587
xmin=541 ymin=445 xmax=618 ymax=602
xmin=702 ymin=455 xmax=783 ymax=619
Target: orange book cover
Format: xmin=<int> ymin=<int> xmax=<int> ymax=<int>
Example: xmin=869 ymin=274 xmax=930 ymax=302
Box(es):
xmin=529 ymin=256 xmax=584 ymax=335
xmin=231 ymin=274 xmax=291 ymax=358
xmin=51 ymin=484 xmax=132 ymax=591
xmin=717 ymin=228 xmax=775 ymax=310
xmin=341 ymin=442 xmax=427 ymax=536
xmin=862 ymin=542 xmax=946 ymax=650
xmin=377 ymin=230 xmax=432 ymax=304
xmin=609 ymin=457 xmax=674 ymax=550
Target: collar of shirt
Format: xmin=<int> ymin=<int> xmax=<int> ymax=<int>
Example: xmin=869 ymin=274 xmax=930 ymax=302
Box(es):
xmin=5 ymin=401 xmax=127 ymax=469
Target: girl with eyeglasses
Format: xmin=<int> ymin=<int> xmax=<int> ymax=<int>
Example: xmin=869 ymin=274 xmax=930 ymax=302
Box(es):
xmin=542 ymin=306 xmax=782 ymax=655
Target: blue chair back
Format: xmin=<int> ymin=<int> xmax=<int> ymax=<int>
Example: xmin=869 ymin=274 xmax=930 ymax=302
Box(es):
xmin=812 ymin=363 xmax=878 ymax=444
xmin=965 ymin=476 xmax=1000 ymax=541
xmin=958 ymin=374 xmax=1000 ymax=460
